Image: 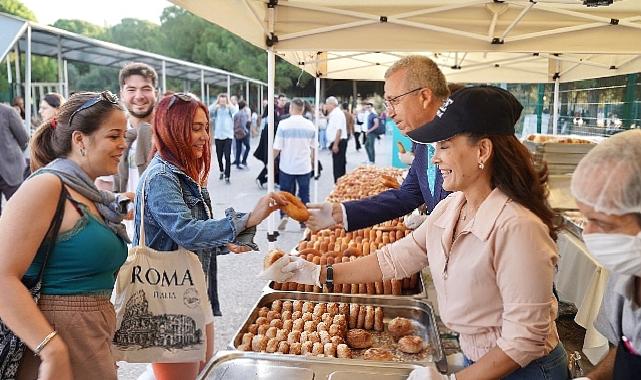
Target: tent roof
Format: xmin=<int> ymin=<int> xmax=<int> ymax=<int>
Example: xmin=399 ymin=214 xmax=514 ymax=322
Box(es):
xmin=171 ymin=0 xmax=641 ymax=83
xmin=0 ymin=12 xmax=266 ymax=87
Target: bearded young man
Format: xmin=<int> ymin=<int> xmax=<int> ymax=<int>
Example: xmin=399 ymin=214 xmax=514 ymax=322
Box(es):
xmin=112 ymin=62 xmax=157 ymax=193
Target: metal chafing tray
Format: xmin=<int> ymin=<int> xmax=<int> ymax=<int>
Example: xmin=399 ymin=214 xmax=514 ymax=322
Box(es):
xmin=562 ymin=211 xmax=585 ymax=238
xmin=230 ymin=292 xmax=448 ymax=374
xmin=264 ymin=275 xmax=427 ymax=299
xmin=199 ymin=350 xmax=425 ymax=380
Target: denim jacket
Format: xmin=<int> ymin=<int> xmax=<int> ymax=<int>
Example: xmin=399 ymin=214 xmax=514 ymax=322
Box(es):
xmin=133 ymin=154 xmax=250 ymax=315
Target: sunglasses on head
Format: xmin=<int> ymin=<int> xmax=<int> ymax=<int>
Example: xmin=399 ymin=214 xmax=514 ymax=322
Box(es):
xmin=68 ymin=91 xmax=119 ymax=126
xmin=168 ymin=92 xmax=196 ymax=109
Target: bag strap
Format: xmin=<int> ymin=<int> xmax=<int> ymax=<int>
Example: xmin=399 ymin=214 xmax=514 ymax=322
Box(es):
xmin=34 ymin=176 xmax=69 ymax=282
xmin=138 ymin=175 xmax=148 ymax=248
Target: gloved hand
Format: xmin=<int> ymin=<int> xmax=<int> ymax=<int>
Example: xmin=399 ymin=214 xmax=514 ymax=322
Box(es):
xmin=306 ymin=203 xmax=340 ymax=232
xmin=399 ymin=152 xmax=415 ymax=165
xmin=257 ymin=255 xmax=295 ymax=283
xmin=281 ymin=256 xmax=322 ymax=287
xmin=404 ymin=214 xmax=427 ymax=230
xmin=407 ymin=367 xmax=455 ymax=380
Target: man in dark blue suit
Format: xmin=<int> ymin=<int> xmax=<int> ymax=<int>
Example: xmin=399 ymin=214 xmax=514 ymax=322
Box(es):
xmin=306 ymin=56 xmax=452 ymax=232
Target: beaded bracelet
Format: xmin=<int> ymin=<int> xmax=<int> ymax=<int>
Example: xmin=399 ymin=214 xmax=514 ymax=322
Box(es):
xmin=34 ymin=331 xmax=58 ymax=356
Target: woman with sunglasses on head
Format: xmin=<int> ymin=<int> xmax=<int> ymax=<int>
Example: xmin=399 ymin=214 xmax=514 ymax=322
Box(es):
xmin=0 ymin=91 xmax=130 ymax=380
xmin=271 ymin=86 xmax=569 ymax=380
xmin=134 ymin=93 xmax=284 ymax=380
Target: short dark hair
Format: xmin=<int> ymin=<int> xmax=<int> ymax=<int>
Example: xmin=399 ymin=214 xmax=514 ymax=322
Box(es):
xmin=119 ymin=62 xmax=158 ymax=88
xmin=238 ymin=100 xmax=246 ymax=109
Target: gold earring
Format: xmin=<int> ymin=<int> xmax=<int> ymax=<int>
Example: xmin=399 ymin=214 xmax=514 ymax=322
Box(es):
xmin=478 ymin=162 xmax=485 ymax=170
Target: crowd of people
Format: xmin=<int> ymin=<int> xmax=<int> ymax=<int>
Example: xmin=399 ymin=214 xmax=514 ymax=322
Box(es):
xmin=0 ymin=54 xmax=639 ymax=380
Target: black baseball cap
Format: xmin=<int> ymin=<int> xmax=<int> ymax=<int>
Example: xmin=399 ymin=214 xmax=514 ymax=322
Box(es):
xmin=407 ymin=85 xmax=523 ymax=144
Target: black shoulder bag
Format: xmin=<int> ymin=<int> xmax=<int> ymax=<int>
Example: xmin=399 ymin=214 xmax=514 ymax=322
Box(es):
xmin=0 ymin=178 xmax=68 ymax=379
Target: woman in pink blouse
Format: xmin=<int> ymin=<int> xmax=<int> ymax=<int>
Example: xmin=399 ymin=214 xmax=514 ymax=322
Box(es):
xmin=270 ymin=86 xmax=569 ymax=380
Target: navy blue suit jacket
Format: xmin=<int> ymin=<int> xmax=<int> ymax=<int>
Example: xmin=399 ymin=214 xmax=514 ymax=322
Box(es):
xmin=343 ymin=144 xmax=449 ymax=231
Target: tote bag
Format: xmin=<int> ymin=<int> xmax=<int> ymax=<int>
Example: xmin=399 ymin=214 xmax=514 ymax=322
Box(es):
xmin=112 ymin=180 xmax=209 ymax=363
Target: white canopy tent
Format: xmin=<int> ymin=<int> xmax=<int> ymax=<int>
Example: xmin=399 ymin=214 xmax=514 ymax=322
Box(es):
xmin=171 ymin=0 xmax=641 ymax=243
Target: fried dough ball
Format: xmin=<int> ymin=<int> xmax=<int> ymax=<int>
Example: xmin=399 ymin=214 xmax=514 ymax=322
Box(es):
xmin=346 ymin=329 xmax=373 ymax=349
xmin=337 ymin=344 xmax=352 ymax=359
xmin=363 ymin=348 xmax=394 ymax=361
xmin=388 ymin=317 xmax=414 ymax=339
xmin=398 ymin=335 xmax=425 ymax=354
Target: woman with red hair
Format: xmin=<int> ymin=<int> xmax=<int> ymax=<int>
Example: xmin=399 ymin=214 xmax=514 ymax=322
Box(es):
xmin=133 ymin=93 xmax=284 ymax=379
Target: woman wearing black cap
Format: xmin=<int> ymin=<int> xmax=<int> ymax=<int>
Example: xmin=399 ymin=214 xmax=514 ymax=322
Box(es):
xmin=269 ymin=86 xmax=568 ymax=380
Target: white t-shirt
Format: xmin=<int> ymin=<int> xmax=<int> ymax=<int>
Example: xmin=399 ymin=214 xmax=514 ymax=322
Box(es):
xmin=273 ymin=115 xmax=317 ymax=175
xmin=326 ymin=106 xmax=347 ymax=142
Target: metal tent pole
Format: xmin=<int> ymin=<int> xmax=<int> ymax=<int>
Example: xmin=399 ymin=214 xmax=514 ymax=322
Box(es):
xmin=25 ymin=26 xmax=32 ymax=135
xmin=552 ymin=61 xmax=561 ymax=135
xmin=162 ymin=60 xmax=167 ymax=95
xmin=313 ymin=76 xmax=321 ymax=203
xmin=200 ymin=70 xmax=205 ymax=101
xmin=267 ymin=48 xmax=276 ymax=247
xmin=57 ymin=36 xmax=64 ymax=94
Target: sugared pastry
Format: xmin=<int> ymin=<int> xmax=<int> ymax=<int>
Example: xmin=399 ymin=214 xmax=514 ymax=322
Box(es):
xmin=302 ymin=301 xmax=314 ymax=313
xmin=275 ymin=329 xmax=289 ymax=342
xmin=266 ymin=311 xmax=281 ymax=322
xmin=349 ymin=304 xmax=359 ymax=329
xmin=324 ymin=342 xmax=337 ymax=357
xmin=238 ymin=343 xmax=251 ymax=351
xmin=356 ymin=305 xmax=366 ymax=329
xmin=300 ymin=331 xmax=309 ymax=344
xmin=281 ymin=310 xmax=293 ymax=321
xmin=289 ymin=342 xmax=302 ymax=355
xmin=271 ymin=300 xmax=283 ymax=313
xmin=304 ymin=320 xmax=318 ymax=333
xmin=363 ymin=348 xmax=394 ymax=361
xmin=301 ymin=341 xmax=314 ymax=355
xmin=264 ymin=249 xmax=285 ymax=269
xmin=330 ymin=335 xmax=345 ymax=345
xmin=257 ymin=307 xmax=270 ymax=318
xmin=292 ymin=318 xmax=304 ymax=332
xmin=265 ymin=326 xmax=278 ymax=339
xmin=287 ymin=330 xmax=301 ymax=344
xmin=346 ymin=329 xmax=373 ymax=349
xmin=364 ymin=306 xmax=375 ymax=330
xmin=257 ymin=324 xmax=269 ymax=335
xmin=292 ymin=300 xmax=304 ymax=312
xmin=282 ymin=319 xmax=294 ymax=332
xmin=338 ymin=303 xmax=350 ymax=315
xmin=277 ymin=341 xmax=290 ymax=354
xmin=332 ymin=314 xmax=347 ymax=328
xmin=319 ymin=330 xmax=331 ymax=345
xmin=388 ymin=317 xmax=414 ymax=339
xmin=337 ymin=344 xmax=352 ymax=359
xmin=302 ymin=312 xmax=313 ymax=322
xmin=312 ymin=342 xmax=324 ymax=356
xmin=241 ymin=332 xmax=254 ymax=346
xmin=326 ymin=303 xmax=339 ymax=316
xmin=255 ymin=317 xmax=268 ymax=326
xmin=282 ymin=301 xmax=293 ymax=312
xmin=322 ymin=312 xmax=333 ymax=326
xmin=251 ymin=334 xmax=269 ymax=352
xmin=248 ymin=323 xmax=259 ymax=335
xmin=291 ymin=311 xmax=303 ymax=320
xmin=398 ymin=335 xmax=425 ymax=354
xmin=316 ymin=322 xmax=328 ymax=332
xmin=269 ymin=319 xmax=283 ymax=329
xmin=329 ymin=323 xmax=345 ymax=337
xmin=313 ymin=303 xmax=327 ymax=316
xmin=266 ymin=337 xmax=279 ymax=353
xmin=374 ymin=307 xmax=384 ymax=332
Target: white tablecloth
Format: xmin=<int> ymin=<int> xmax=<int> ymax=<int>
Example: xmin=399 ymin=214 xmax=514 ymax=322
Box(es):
xmin=555 ymin=230 xmax=610 ymax=364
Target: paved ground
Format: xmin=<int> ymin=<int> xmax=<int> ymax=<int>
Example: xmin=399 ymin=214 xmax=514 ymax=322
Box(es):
xmin=117 ymin=134 xmax=392 ymax=379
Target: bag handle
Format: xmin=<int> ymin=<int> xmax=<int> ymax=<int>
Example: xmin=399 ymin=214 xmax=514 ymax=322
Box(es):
xmin=138 ymin=175 xmax=148 ymax=248
xmin=34 ymin=176 xmax=68 ymax=282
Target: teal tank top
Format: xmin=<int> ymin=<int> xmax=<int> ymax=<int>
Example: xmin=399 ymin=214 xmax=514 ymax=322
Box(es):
xmin=25 ymin=202 xmax=127 ymax=295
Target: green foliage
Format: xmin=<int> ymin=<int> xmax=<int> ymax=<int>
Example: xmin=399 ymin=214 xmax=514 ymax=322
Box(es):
xmin=2 ymin=1 xmax=312 ymax=97
xmin=0 ymin=0 xmax=36 ymax=21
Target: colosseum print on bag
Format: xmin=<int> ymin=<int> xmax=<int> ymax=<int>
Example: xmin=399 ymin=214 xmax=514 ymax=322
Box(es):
xmin=111 ymin=182 xmax=208 ymax=363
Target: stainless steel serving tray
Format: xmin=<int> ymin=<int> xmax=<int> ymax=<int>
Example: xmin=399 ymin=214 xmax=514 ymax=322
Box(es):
xmin=229 ymin=292 xmax=448 ymax=374
xmin=263 ymin=275 xmax=427 ymax=299
xmin=199 ymin=350 xmax=427 ymax=380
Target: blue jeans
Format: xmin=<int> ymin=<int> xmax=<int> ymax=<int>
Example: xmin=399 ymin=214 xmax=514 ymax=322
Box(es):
xmin=365 ymin=133 xmax=376 ymax=163
xmin=318 ymin=129 xmax=327 ymax=149
xmin=464 ymin=343 xmax=570 ymax=380
xmin=279 ymin=171 xmax=311 ymax=217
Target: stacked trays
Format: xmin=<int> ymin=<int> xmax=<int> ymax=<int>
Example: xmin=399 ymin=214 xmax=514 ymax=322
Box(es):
xmin=523 ymin=136 xmax=596 ymax=175
xmin=228 ymin=292 xmax=447 ymax=373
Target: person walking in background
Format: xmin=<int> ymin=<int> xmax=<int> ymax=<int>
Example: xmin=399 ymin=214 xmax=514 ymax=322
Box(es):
xmin=112 ymin=62 xmax=156 ymax=194
xmin=364 ymin=102 xmax=379 ymax=164
xmin=11 ymin=96 xmax=25 ymax=121
xmin=342 ymin=102 xmax=354 ymax=150
xmin=38 ymin=93 xmax=65 ymax=124
xmin=233 ymin=100 xmax=251 ymax=169
xmin=317 ymin=104 xmax=328 ymax=150
xmin=210 ymin=93 xmax=234 ymax=184
xmin=325 ymin=96 xmax=348 ymax=183
xmin=273 ymin=98 xmax=317 ymax=230
xmin=0 ymin=103 xmax=29 ymax=215
xmin=0 ymin=91 xmax=130 ymax=380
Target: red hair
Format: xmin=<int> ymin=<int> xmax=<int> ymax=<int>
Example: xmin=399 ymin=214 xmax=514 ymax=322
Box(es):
xmin=153 ymin=95 xmax=211 ymax=185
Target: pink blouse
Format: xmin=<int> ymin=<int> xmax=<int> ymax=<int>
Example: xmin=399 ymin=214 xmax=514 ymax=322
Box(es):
xmin=377 ymin=189 xmax=560 ymax=367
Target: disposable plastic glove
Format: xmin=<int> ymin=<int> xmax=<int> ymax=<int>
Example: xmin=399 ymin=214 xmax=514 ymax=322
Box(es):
xmin=407 ymin=367 xmax=455 ymax=380
xmin=404 ymin=214 xmax=427 ymax=230
xmin=399 ymin=152 xmax=415 ymax=165
xmin=281 ymin=256 xmax=322 ymax=287
xmin=306 ymin=203 xmax=339 ymax=232
xmin=257 ymin=255 xmax=295 ymax=283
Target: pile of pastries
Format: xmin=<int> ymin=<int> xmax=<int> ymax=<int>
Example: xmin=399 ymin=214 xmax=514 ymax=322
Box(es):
xmin=326 ymin=166 xmax=405 ymax=203
xmin=525 ymin=134 xmax=593 ymax=144
xmin=239 ymin=300 xmax=427 ymax=361
xmin=272 ymin=218 xmax=419 ymax=295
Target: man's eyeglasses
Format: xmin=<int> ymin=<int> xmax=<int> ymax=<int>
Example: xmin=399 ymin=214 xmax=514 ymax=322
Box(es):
xmin=68 ymin=91 xmax=119 ymax=126
xmin=383 ymin=87 xmax=423 ymax=113
xmin=168 ymin=92 xmax=195 ymax=109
